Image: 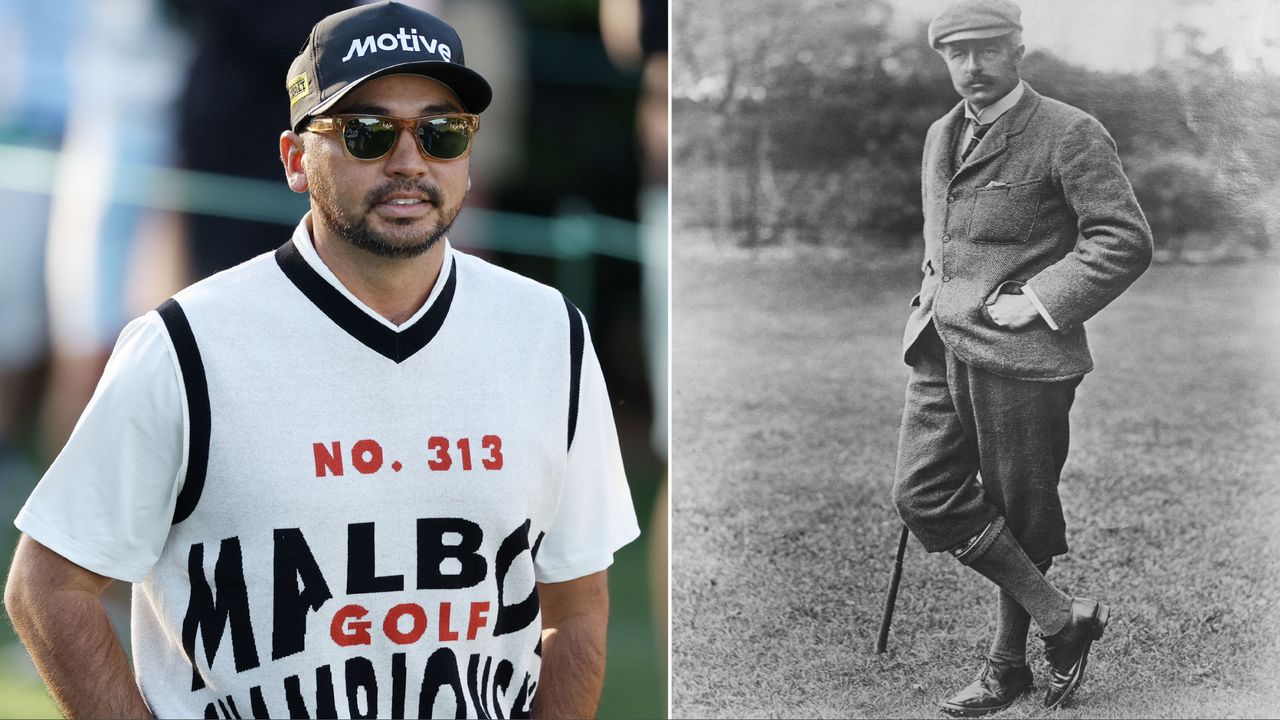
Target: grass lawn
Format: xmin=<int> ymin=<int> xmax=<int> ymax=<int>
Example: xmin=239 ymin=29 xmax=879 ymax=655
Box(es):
xmin=0 ymin=672 xmax=58 ymax=719
xmin=600 ymin=461 xmax=668 ymax=720
xmin=670 ymin=230 xmax=1280 ymax=718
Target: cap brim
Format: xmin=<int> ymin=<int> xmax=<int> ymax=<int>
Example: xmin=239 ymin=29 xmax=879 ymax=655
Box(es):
xmin=934 ymin=27 xmax=1018 ymax=47
xmin=296 ymin=61 xmax=492 ymax=132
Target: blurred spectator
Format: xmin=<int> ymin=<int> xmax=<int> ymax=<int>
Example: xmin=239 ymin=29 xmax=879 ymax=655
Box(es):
xmin=169 ymin=0 xmax=351 ymax=279
xmin=601 ymin=0 xmax=666 ymax=460
xmin=35 ymin=0 xmax=191 ymax=655
xmin=427 ymin=0 xmax=524 ymax=205
xmin=41 ymin=0 xmax=189 ymax=459
xmin=601 ymin=0 xmax=668 ymax=665
xmin=0 ymin=0 xmax=81 ymax=581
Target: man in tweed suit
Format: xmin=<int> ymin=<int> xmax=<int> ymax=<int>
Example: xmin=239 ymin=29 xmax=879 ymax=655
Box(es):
xmin=891 ymin=0 xmax=1152 ymax=715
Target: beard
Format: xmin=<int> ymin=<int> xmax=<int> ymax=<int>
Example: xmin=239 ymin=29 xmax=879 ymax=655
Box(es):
xmin=312 ymin=177 xmax=462 ymax=259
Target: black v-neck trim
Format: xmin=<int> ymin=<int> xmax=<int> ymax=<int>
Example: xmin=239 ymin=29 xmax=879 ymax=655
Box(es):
xmin=274 ymin=241 xmax=457 ymax=363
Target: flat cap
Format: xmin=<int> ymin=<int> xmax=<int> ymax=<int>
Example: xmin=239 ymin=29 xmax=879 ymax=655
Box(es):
xmin=928 ymin=0 xmax=1022 ymax=49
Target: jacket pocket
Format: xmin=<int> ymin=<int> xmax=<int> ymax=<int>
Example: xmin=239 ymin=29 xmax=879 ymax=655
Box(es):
xmin=984 ymin=279 xmax=1025 ymax=304
xmin=970 ymin=180 xmax=1043 ymax=244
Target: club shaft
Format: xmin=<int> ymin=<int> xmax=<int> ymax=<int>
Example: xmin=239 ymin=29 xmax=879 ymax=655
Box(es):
xmin=875 ymin=525 xmax=910 ymax=653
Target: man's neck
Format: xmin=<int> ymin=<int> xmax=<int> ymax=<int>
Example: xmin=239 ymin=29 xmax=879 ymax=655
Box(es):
xmin=308 ymin=215 xmax=446 ymax=326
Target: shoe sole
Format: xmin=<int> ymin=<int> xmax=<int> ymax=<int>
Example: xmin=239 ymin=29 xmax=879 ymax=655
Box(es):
xmin=1045 ymin=603 xmax=1110 ymax=711
xmin=940 ymin=687 xmax=1032 ymax=718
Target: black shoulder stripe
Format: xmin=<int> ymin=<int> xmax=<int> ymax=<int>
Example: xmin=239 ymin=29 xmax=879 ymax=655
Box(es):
xmin=564 ymin=295 xmax=585 ymax=452
xmin=157 ymin=299 xmax=210 ymax=525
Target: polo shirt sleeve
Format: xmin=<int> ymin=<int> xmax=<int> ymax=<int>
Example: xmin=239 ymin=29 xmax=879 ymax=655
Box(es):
xmin=534 ymin=320 xmax=641 ymax=584
xmin=15 ymin=312 xmax=186 ymax=583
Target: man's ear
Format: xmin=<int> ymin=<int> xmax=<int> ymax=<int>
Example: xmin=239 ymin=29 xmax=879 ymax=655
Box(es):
xmin=1012 ymin=44 xmax=1026 ymax=65
xmin=280 ymin=131 xmax=309 ymax=193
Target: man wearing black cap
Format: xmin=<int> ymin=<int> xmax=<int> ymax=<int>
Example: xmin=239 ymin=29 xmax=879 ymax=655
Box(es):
xmin=5 ymin=3 xmax=639 ymax=718
xmin=891 ymin=0 xmax=1151 ymax=715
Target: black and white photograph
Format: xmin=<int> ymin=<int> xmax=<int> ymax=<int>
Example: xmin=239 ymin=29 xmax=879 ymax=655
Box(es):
xmin=672 ymin=0 xmax=1280 ymax=717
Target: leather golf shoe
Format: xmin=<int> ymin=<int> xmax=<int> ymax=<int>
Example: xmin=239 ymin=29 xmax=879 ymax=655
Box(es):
xmin=939 ymin=659 xmax=1034 ymax=717
xmin=1041 ymin=597 xmax=1110 ymax=710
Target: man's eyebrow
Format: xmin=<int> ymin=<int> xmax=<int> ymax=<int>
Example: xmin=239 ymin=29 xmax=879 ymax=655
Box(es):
xmin=338 ymin=102 xmax=390 ymax=115
xmin=334 ymin=101 xmax=462 ymax=116
xmin=422 ymin=101 xmax=463 ymax=114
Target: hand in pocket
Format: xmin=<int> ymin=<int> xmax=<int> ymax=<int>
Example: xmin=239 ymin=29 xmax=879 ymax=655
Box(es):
xmin=986 ymin=290 xmax=1039 ymax=329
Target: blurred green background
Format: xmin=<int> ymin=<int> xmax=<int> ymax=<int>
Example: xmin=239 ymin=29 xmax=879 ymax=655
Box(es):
xmin=670 ymin=0 xmax=1280 ymax=715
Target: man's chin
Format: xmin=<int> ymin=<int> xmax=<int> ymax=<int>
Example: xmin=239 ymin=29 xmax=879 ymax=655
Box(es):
xmin=383 ymin=216 xmax=427 ymax=229
xmin=369 ymin=214 xmax=433 ymax=239
xmin=313 ymin=195 xmax=457 ymax=259
xmin=348 ymin=214 xmax=453 ymax=259
xmin=961 ymin=84 xmax=1014 ymax=110
xmin=357 ymin=232 xmax=441 ymax=259
xmin=960 ymin=89 xmax=989 ymax=107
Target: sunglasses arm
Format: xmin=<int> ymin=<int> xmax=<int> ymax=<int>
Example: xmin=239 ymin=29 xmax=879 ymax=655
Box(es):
xmin=306 ymin=117 xmax=338 ymax=133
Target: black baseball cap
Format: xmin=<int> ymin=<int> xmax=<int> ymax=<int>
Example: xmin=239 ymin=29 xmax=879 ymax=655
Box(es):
xmin=286 ymin=1 xmax=492 ymax=133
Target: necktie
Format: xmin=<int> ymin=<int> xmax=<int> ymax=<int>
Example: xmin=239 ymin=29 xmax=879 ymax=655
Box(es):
xmin=961 ymin=120 xmax=991 ymax=161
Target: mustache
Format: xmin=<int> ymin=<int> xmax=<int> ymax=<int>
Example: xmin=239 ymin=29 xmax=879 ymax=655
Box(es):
xmin=365 ymin=179 xmax=444 ymax=208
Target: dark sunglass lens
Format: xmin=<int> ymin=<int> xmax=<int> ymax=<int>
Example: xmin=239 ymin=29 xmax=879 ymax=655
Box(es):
xmin=418 ymin=118 xmax=472 ymax=159
xmin=342 ymin=117 xmax=396 ymax=159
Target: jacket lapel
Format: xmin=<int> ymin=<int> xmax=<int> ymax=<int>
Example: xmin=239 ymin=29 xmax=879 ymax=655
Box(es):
xmin=934 ymin=101 xmax=966 ymax=186
xmin=959 ymin=83 xmax=1042 ymax=173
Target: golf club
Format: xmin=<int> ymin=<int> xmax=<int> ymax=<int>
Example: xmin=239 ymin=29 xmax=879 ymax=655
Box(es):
xmin=875 ymin=525 xmax=910 ymax=654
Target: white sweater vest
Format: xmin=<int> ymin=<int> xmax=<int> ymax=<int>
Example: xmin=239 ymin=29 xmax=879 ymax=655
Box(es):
xmin=133 ymin=240 xmax=613 ymax=718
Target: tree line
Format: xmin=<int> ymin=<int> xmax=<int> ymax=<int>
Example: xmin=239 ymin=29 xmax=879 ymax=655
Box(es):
xmin=673 ymin=1 xmax=1280 ymax=258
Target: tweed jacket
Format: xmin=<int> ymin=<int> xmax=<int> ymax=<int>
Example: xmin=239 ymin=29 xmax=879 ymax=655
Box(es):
xmin=903 ymin=83 xmax=1152 ymax=381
